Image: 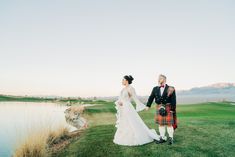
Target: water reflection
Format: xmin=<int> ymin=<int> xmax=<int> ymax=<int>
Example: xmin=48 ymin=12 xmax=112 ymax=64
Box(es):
xmin=0 ymin=102 xmax=76 ymax=157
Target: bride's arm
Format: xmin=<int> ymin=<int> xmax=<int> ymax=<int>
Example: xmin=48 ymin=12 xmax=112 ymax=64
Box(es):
xmin=115 ymin=92 xmax=123 ymax=106
xmin=129 ymin=87 xmax=146 ymax=112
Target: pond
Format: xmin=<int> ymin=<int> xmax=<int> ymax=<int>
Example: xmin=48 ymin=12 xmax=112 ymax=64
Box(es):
xmin=0 ymin=102 xmax=76 ymax=157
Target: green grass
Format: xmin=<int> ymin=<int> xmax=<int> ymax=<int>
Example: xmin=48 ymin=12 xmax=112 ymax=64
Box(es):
xmin=0 ymin=94 xmax=104 ymax=104
xmin=57 ymin=102 xmax=235 ymax=157
xmin=0 ymin=95 xmax=54 ymax=102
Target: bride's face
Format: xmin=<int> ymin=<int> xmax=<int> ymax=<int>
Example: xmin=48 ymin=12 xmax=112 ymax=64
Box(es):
xmin=122 ymin=78 xmax=128 ymax=86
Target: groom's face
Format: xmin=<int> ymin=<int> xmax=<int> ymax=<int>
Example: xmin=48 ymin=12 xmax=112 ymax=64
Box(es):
xmin=158 ymin=76 xmax=165 ymax=85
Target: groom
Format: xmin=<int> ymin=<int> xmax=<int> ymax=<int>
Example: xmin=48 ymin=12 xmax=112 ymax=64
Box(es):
xmin=145 ymin=74 xmax=177 ymax=145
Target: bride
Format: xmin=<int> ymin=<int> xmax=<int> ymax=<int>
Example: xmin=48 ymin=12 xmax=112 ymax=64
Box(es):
xmin=113 ymin=75 xmax=160 ymax=146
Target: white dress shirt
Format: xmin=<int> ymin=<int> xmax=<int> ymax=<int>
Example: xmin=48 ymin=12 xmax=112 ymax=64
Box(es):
xmin=160 ymin=84 xmax=166 ymax=96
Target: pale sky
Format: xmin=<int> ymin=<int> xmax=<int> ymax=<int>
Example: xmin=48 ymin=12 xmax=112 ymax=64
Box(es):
xmin=0 ymin=0 xmax=235 ymax=97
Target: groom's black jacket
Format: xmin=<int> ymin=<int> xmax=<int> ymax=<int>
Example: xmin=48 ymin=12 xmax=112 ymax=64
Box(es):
xmin=146 ymin=84 xmax=176 ymax=111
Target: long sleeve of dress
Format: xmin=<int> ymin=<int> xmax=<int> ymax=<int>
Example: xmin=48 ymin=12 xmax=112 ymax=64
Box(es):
xmin=115 ymin=90 xmax=122 ymax=105
xmin=129 ymin=87 xmax=146 ymax=112
xmin=114 ymin=92 xmax=122 ymax=128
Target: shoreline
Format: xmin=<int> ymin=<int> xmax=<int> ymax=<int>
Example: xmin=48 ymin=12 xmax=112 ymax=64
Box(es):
xmin=7 ymin=99 xmax=235 ymax=157
xmin=11 ymin=100 xmax=99 ymax=157
xmin=49 ymin=129 xmax=84 ymax=157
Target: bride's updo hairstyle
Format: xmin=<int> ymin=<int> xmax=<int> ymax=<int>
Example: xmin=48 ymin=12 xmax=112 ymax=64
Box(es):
xmin=124 ymin=75 xmax=134 ymax=84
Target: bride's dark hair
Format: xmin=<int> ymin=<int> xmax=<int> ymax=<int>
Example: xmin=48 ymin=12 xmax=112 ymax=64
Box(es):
xmin=124 ymin=75 xmax=134 ymax=84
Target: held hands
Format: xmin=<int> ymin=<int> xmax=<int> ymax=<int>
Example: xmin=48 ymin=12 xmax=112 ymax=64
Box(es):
xmin=145 ymin=107 xmax=150 ymax=111
xmin=118 ymin=102 xmax=123 ymax=106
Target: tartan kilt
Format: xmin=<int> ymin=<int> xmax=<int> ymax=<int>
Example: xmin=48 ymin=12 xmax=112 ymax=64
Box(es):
xmin=155 ymin=104 xmax=174 ymax=126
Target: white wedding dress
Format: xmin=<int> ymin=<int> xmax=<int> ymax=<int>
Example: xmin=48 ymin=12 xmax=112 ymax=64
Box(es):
xmin=113 ymin=85 xmax=160 ymax=146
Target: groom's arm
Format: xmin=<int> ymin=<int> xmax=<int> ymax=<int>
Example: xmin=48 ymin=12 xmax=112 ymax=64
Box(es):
xmin=146 ymin=87 xmax=155 ymax=107
xmin=170 ymin=89 xmax=176 ymax=112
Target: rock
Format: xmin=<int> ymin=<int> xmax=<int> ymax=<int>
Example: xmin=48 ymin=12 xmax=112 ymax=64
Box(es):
xmin=64 ymin=106 xmax=88 ymax=130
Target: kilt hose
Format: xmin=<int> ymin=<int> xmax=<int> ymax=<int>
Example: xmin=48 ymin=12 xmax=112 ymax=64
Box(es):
xmin=154 ymin=104 xmax=175 ymax=126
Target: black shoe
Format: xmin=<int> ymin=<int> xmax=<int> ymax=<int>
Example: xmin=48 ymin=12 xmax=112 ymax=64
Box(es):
xmin=168 ymin=137 xmax=173 ymax=145
xmin=155 ymin=137 xmax=166 ymax=144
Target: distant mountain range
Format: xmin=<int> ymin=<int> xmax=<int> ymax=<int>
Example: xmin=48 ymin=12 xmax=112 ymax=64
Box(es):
xmin=178 ymin=83 xmax=235 ymax=95
xmin=176 ymin=83 xmax=235 ymax=104
xmin=1 ymin=83 xmax=234 ymax=104
xmin=100 ymin=83 xmax=235 ymax=104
